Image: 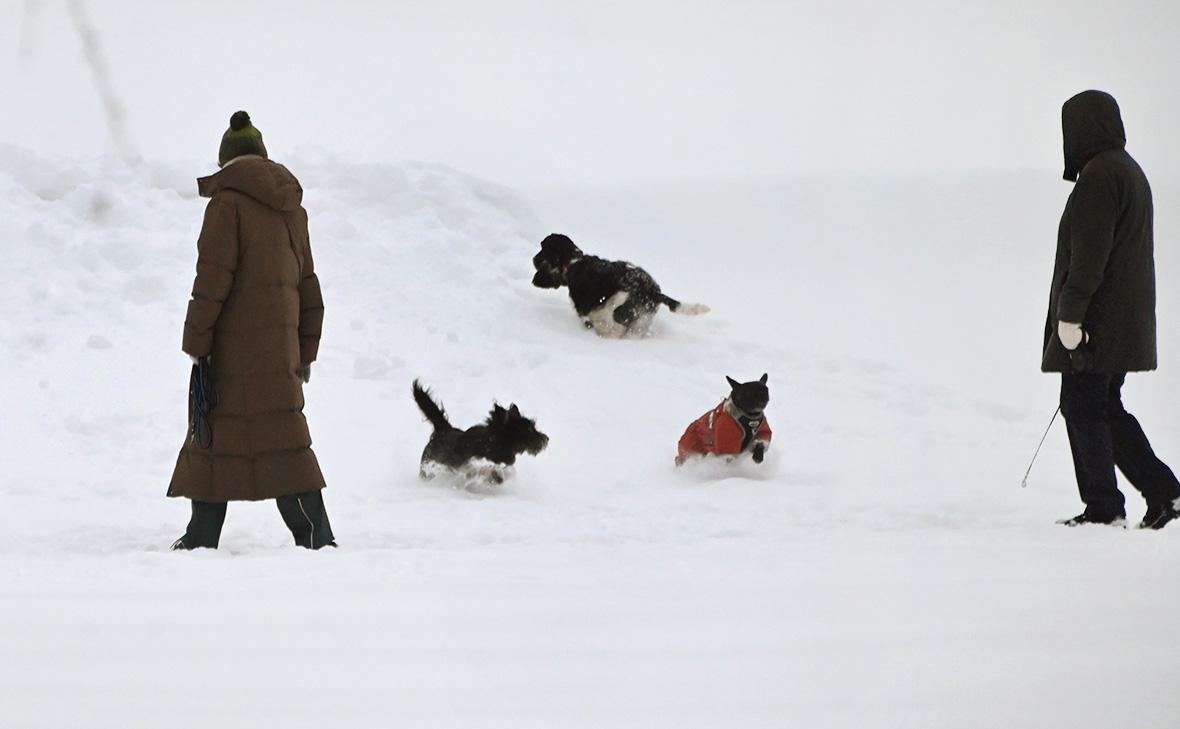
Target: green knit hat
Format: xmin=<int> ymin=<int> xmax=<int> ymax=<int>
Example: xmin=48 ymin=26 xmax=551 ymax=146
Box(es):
xmin=218 ymin=111 xmax=268 ymax=167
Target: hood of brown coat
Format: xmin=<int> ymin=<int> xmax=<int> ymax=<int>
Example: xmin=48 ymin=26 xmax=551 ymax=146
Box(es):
xmin=197 ymin=158 xmax=303 ymax=211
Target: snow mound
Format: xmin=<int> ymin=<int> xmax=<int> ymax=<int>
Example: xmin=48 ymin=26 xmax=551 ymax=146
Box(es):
xmin=4 ymin=150 xmax=1179 ymax=728
xmin=0 ymin=149 xmax=1142 ymax=548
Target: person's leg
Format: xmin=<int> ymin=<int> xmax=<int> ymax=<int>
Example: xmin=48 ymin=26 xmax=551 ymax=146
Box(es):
xmin=276 ymin=490 xmax=336 ymax=549
xmin=1108 ymin=374 xmax=1180 ymax=511
xmin=1060 ymin=373 xmax=1125 ymax=520
xmin=173 ymin=500 xmax=227 ymax=549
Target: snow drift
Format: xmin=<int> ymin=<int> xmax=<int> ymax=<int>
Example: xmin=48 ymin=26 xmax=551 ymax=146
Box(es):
xmin=1 ymin=147 xmax=1178 ymax=728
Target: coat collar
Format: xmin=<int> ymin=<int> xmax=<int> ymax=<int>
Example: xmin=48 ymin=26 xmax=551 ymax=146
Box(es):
xmin=723 ymin=398 xmax=763 ymax=426
xmin=197 ymin=157 xmax=304 ymax=211
xmin=220 ymin=154 xmax=266 ymax=169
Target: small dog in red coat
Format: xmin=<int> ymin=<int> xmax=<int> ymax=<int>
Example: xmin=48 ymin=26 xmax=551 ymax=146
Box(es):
xmin=676 ymin=374 xmax=772 ymax=466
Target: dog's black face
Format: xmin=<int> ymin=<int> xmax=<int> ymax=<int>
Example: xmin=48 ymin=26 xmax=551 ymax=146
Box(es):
xmin=489 ymin=403 xmax=550 ymax=457
xmin=532 ymin=233 xmax=583 ymax=289
xmin=727 ymin=374 xmax=769 ymax=415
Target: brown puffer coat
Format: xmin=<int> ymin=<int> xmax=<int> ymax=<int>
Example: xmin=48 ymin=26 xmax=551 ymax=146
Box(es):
xmin=168 ymin=158 xmax=326 ymax=502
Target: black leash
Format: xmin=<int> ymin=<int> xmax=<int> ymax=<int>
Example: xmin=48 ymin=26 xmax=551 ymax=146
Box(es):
xmin=188 ymin=357 xmax=218 ymax=449
xmin=1021 ymin=406 xmax=1060 ymax=488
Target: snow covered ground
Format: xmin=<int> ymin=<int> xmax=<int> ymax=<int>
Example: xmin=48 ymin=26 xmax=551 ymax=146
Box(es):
xmin=1 ymin=147 xmax=1178 ymax=727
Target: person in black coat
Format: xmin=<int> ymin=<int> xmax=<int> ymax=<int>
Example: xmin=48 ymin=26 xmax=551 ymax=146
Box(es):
xmin=1042 ymin=90 xmax=1180 ymax=529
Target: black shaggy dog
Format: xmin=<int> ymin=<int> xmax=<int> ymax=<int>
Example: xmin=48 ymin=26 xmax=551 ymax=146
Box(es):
xmin=412 ymin=380 xmax=549 ymax=486
xmin=532 ymin=233 xmax=709 ymax=338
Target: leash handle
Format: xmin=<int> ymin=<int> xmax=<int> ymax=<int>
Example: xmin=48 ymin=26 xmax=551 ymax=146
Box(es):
xmin=189 ymin=357 xmax=218 ymax=449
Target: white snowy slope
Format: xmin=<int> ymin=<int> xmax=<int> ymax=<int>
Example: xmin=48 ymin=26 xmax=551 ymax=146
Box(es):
xmin=0 ymin=147 xmax=1178 ymax=728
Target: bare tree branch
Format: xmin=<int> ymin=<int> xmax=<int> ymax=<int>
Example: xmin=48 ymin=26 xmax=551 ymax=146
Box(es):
xmin=66 ymin=0 xmax=140 ymax=167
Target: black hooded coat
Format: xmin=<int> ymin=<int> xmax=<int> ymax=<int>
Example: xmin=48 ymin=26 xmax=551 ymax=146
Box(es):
xmin=1041 ymin=90 xmax=1157 ymax=373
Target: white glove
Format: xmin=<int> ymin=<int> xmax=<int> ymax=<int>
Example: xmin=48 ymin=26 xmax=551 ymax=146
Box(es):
xmin=1058 ymin=321 xmax=1086 ymax=351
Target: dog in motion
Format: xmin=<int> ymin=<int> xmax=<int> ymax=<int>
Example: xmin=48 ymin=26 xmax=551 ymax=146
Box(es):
xmin=676 ymin=374 xmax=772 ymax=466
xmin=531 ymin=233 xmax=709 ymax=338
xmin=412 ymin=380 xmax=549 ymax=486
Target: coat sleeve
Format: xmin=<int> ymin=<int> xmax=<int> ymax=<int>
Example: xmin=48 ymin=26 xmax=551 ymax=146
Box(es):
xmin=1057 ymin=168 xmax=1119 ymax=324
xmin=182 ymin=197 xmax=238 ymax=357
xmin=298 ymin=214 xmax=324 ymax=365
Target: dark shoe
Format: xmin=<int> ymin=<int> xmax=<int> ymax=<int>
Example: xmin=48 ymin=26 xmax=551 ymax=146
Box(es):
xmin=1056 ymin=511 xmax=1127 ymax=528
xmin=1139 ymin=503 xmax=1180 ymax=530
xmin=170 ymin=536 xmax=193 ymax=551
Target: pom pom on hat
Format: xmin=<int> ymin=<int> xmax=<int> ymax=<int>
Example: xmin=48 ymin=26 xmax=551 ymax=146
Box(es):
xmin=218 ymin=110 xmax=268 ymax=167
xmin=229 ymin=111 xmax=252 ymax=132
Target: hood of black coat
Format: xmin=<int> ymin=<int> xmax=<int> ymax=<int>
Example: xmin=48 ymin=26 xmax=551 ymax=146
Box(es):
xmin=1062 ymin=90 xmax=1126 ymax=182
xmin=197 ymin=158 xmax=303 ymax=211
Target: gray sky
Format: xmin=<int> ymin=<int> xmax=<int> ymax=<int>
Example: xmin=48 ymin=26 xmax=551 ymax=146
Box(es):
xmin=3 ymin=0 xmax=1179 ymax=185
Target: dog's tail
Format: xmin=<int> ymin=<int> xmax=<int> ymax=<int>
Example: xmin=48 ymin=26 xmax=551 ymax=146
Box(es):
xmin=412 ymin=380 xmax=453 ymax=432
xmin=659 ymin=294 xmax=710 ymax=316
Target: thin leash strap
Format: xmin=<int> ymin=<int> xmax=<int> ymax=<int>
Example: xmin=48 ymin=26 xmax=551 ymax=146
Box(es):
xmin=1021 ymin=406 xmax=1060 ymax=489
xmin=189 ymin=357 xmax=218 ymax=449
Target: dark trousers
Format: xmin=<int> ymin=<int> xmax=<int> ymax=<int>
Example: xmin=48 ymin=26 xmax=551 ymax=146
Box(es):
xmin=1060 ymin=373 xmax=1180 ymax=518
xmin=182 ymin=490 xmax=335 ymax=549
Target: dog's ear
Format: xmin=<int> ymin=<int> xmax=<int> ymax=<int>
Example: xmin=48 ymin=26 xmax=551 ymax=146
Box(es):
xmin=532 ymin=268 xmax=564 ymax=289
xmin=491 ymin=404 xmax=508 ymax=423
xmin=726 ymin=376 xmax=740 ymax=389
xmin=508 ymin=404 xmax=520 ymax=417
xmin=759 ymin=373 xmax=768 ymax=384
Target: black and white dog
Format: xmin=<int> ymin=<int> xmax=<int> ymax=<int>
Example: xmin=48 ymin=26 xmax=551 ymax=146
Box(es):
xmin=531 ymin=233 xmax=709 ymax=338
xmin=412 ymin=380 xmax=549 ymax=486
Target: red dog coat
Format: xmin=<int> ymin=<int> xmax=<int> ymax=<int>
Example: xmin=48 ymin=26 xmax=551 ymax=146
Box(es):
xmin=676 ymin=400 xmax=772 ymax=465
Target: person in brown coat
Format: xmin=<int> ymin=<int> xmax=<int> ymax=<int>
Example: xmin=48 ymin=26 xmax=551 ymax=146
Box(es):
xmin=168 ymin=111 xmax=335 ymax=550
